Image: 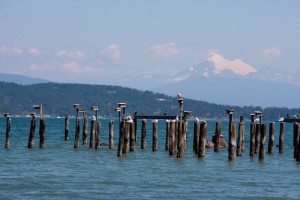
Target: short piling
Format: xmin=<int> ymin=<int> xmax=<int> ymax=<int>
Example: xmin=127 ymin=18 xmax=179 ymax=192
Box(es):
xmin=255 ymin=123 xmax=260 ymax=154
xmin=279 ymin=122 xmax=285 ymax=154
xmin=4 ymin=116 xmax=11 ymax=148
xmin=169 ymin=121 xmax=176 ymax=155
xmin=228 ymin=122 xmax=236 ymax=161
xmin=95 ymin=121 xmax=100 ymax=149
xmin=214 ymin=122 xmax=221 ymax=152
xmin=198 ymin=121 xmax=207 ymax=158
xmin=39 ymin=119 xmax=46 ymax=149
xmin=177 ymin=122 xmax=184 ymax=158
xmin=259 ymin=124 xmax=267 ymax=160
xmin=109 ymin=120 xmax=114 ymax=149
xmin=28 ymin=115 xmax=36 ymax=148
xmin=237 ymin=116 xmax=244 ymax=156
xmin=123 ymin=121 xmax=130 ymax=153
xmin=82 ymin=115 xmax=88 ymax=144
xmin=89 ymin=120 xmax=95 ymax=148
xmin=74 ymin=119 xmax=80 ymax=148
xmin=117 ymin=120 xmax=125 ymax=157
xmin=130 ymin=122 xmax=135 ymax=152
xmin=294 ymin=123 xmax=299 ymax=159
xmin=268 ymin=122 xmax=275 ymax=154
xmin=250 ymin=122 xmax=256 ymax=157
xmin=193 ymin=121 xmax=200 ymax=154
xmin=141 ymin=119 xmax=147 ymax=149
xmin=165 ymin=121 xmax=170 ymax=150
xmin=152 ymin=120 xmax=158 ymax=151
xmin=64 ymin=115 xmax=69 ymax=140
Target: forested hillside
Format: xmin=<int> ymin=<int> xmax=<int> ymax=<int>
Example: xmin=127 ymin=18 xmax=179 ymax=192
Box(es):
xmin=0 ymin=81 xmax=298 ymax=121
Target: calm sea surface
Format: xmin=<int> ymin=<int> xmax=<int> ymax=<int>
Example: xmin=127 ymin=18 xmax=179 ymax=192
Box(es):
xmin=0 ymin=118 xmax=299 ymax=199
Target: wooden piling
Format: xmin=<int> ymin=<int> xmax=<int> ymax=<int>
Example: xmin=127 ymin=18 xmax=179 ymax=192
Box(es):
xmin=39 ymin=119 xmax=46 ymax=149
xmin=74 ymin=119 xmax=80 ymax=148
xmin=228 ymin=122 xmax=236 ymax=161
xmin=123 ymin=121 xmax=130 ymax=153
xmin=294 ymin=123 xmax=299 ymax=159
xmin=169 ymin=121 xmax=176 ymax=155
xmin=141 ymin=119 xmax=147 ymax=149
xmin=82 ymin=115 xmax=88 ymax=144
xmin=237 ymin=116 xmax=244 ymax=156
xmin=64 ymin=115 xmax=69 ymax=141
xmin=177 ymin=122 xmax=184 ymax=158
xmin=165 ymin=121 xmax=170 ymax=151
xmin=279 ymin=122 xmax=285 ymax=154
xmin=28 ymin=116 xmax=36 ymax=148
xmin=193 ymin=121 xmax=200 ymax=154
xmin=117 ymin=120 xmax=125 ymax=157
xmin=268 ymin=122 xmax=275 ymax=154
xmin=250 ymin=122 xmax=256 ymax=157
xmin=254 ymin=123 xmax=260 ymax=154
xmin=95 ymin=121 xmax=101 ymax=149
xmin=214 ymin=122 xmax=221 ymax=152
xmin=152 ymin=120 xmax=158 ymax=151
xmin=130 ymin=122 xmax=135 ymax=152
xmin=109 ymin=120 xmax=114 ymax=149
xmin=4 ymin=116 xmax=11 ymax=148
xmin=89 ymin=120 xmax=95 ymax=148
xmin=259 ymin=124 xmax=267 ymax=160
xmin=198 ymin=121 xmax=207 ymax=158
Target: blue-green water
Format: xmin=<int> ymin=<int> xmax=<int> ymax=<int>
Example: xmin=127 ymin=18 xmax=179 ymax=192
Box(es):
xmin=0 ymin=118 xmax=299 ymax=199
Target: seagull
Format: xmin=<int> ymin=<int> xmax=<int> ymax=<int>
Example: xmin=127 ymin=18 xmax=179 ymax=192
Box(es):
xmin=152 ymin=119 xmax=158 ymax=123
xmin=126 ymin=116 xmax=133 ymax=123
xmin=195 ymin=117 xmax=200 ymax=122
xmin=177 ymin=93 xmax=182 ymax=99
xmin=92 ymin=116 xmax=96 ymax=120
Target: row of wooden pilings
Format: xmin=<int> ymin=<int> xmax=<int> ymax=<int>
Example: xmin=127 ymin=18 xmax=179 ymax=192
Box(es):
xmin=3 ymin=114 xmax=300 ymax=162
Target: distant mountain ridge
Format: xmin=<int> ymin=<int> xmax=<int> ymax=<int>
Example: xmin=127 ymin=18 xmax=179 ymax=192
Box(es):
xmin=0 ymin=73 xmax=50 ymax=85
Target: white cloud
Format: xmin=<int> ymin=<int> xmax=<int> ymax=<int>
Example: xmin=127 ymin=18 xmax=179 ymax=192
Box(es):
xmin=54 ymin=50 xmax=86 ymax=60
xmin=27 ymin=48 xmax=40 ymax=55
xmin=100 ymin=44 xmax=121 ymax=61
xmin=262 ymin=47 xmax=281 ymax=58
xmin=0 ymin=42 xmax=23 ymax=56
xmin=62 ymin=61 xmax=81 ymax=74
xmin=148 ymin=43 xmax=180 ymax=58
xmin=208 ymin=52 xmax=257 ymax=76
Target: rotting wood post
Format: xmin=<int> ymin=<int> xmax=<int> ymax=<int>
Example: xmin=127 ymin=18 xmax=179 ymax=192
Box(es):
xmin=95 ymin=121 xmax=101 ymax=149
xmin=169 ymin=121 xmax=176 ymax=155
xmin=74 ymin=118 xmax=80 ymax=148
xmin=141 ymin=119 xmax=147 ymax=149
xmin=130 ymin=121 xmax=135 ymax=152
xmin=254 ymin=122 xmax=260 ymax=154
xmin=82 ymin=115 xmax=88 ymax=144
xmin=39 ymin=119 xmax=46 ymax=149
xmin=89 ymin=120 xmax=95 ymax=148
xmin=109 ymin=120 xmax=114 ymax=149
xmin=214 ymin=122 xmax=221 ymax=153
xmin=175 ymin=121 xmax=179 ymax=152
xmin=117 ymin=120 xmax=125 ymax=157
xmin=193 ymin=121 xmax=200 ymax=154
xmin=64 ymin=115 xmax=69 ymax=141
xmin=237 ymin=116 xmax=244 ymax=156
xmin=4 ymin=115 xmax=11 ymax=148
xmin=152 ymin=120 xmax=158 ymax=151
xmin=228 ymin=122 xmax=236 ymax=161
xmin=198 ymin=121 xmax=207 ymax=158
xmin=183 ymin=121 xmax=188 ymax=150
xmin=165 ymin=121 xmax=170 ymax=151
xmin=250 ymin=122 xmax=256 ymax=157
xmin=123 ymin=121 xmax=130 ymax=153
xmin=259 ymin=124 xmax=267 ymax=160
xmin=268 ymin=122 xmax=275 ymax=154
xmin=279 ymin=122 xmax=285 ymax=154
xmin=177 ymin=121 xmax=184 ymax=158
xmin=28 ymin=115 xmax=36 ymax=148
xmin=294 ymin=123 xmax=299 ymax=159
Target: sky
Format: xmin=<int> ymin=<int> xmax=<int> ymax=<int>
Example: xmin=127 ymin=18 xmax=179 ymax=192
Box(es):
xmin=0 ymin=0 xmax=300 ymax=88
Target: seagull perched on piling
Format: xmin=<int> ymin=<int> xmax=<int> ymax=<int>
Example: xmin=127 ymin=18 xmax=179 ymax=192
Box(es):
xmin=126 ymin=116 xmax=133 ymax=123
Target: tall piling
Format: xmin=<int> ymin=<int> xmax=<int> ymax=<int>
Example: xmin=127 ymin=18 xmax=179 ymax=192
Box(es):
xmin=177 ymin=121 xmax=184 ymax=158
xmin=64 ymin=115 xmax=69 ymax=141
xmin=169 ymin=121 xmax=176 ymax=155
xmin=250 ymin=122 xmax=256 ymax=157
xmin=152 ymin=120 xmax=158 ymax=151
xmin=165 ymin=121 xmax=170 ymax=150
xmin=268 ymin=122 xmax=275 ymax=154
xmin=82 ymin=115 xmax=88 ymax=144
xmin=214 ymin=122 xmax=221 ymax=152
xmin=193 ymin=121 xmax=200 ymax=154
xmin=228 ymin=122 xmax=236 ymax=161
xmin=95 ymin=121 xmax=101 ymax=149
xmin=123 ymin=121 xmax=130 ymax=153
xmin=141 ymin=119 xmax=147 ymax=149
xmin=74 ymin=119 xmax=80 ymax=148
xmin=255 ymin=123 xmax=260 ymax=154
xmin=294 ymin=123 xmax=299 ymax=159
xmin=237 ymin=116 xmax=245 ymax=156
xmin=39 ymin=119 xmax=46 ymax=149
xmin=89 ymin=120 xmax=95 ymax=148
xmin=279 ymin=122 xmax=285 ymax=154
xmin=4 ymin=115 xmax=11 ymax=148
xmin=259 ymin=124 xmax=267 ymax=160
xmin=109 ymin=120 xmax=114 ymax=149
xmin=130 ymin=122 xmax=135 ymax=152
xmin=28 ymin=115 xmax=36 ymax=148
xmin=117 ymin=120 xmax=125 ymax=157
xmin=198 ymin=121 xmax=207 ymax=158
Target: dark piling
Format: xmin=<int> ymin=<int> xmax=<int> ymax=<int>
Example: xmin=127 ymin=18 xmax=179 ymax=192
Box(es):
xmin=250 ymin=122 xmax=256 ymax=157
xmin=279 ymin=122 xmax=285 ymax=154
xmin=237 ymin=116 xmax=245 ymax=156
xmin=89 ymin=120 xmax=95 ymax=148
xmin=214 ymin=122 xmax=221 ymax=152
xmin=152 ymin=120 xmax=158 ymax=151
xmin=228 ymin=122 xmax=236 ymax=161
xmin=259 ymin=124 xmax=267 ymax=160
xmin=4 ymin=115 xmax=11 ymax=148
xmin=193 ymin=121 xmax=200 ymax=154
xmin=39 ymin=119 xmax=46 ymax=149
xmin=74 ymin=119 xmax=80 ymax=148
xmin=198 ymin=121 xmax=207 ymax=158
xmin=28 ymin=115 xmax=36 ymax=148
xmin=82 ymin=115 xmax=88 ymax=144
xmin=169 ymin=121 xmax=176 ymax=155
xmin=268 ymin=122 xmax=275 ymax=154
xmin=165 ymin=121 xmax=170 ymax=151
xmin=95 ymin=121 xmax=101 ymax=149
xmin=130 ymin=122 xmax=135 ymax=152
xmin=64 ymin=115 xmax=69 ymax=141
xmin=141 ymin=119 xmax=147 ymax=149
xmin=109 ymin=120 xmax=114 ymax=149
xmin=117 ymin=120 xmax=125 ymax=157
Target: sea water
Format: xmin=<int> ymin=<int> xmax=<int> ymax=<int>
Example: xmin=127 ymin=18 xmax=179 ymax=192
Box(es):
xmin=0 ymin=118 xmax=299 ymax=199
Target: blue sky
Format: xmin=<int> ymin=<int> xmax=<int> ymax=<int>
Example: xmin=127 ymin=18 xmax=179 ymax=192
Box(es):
xmin=0 ymin=0 xmax=299 ymax=87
